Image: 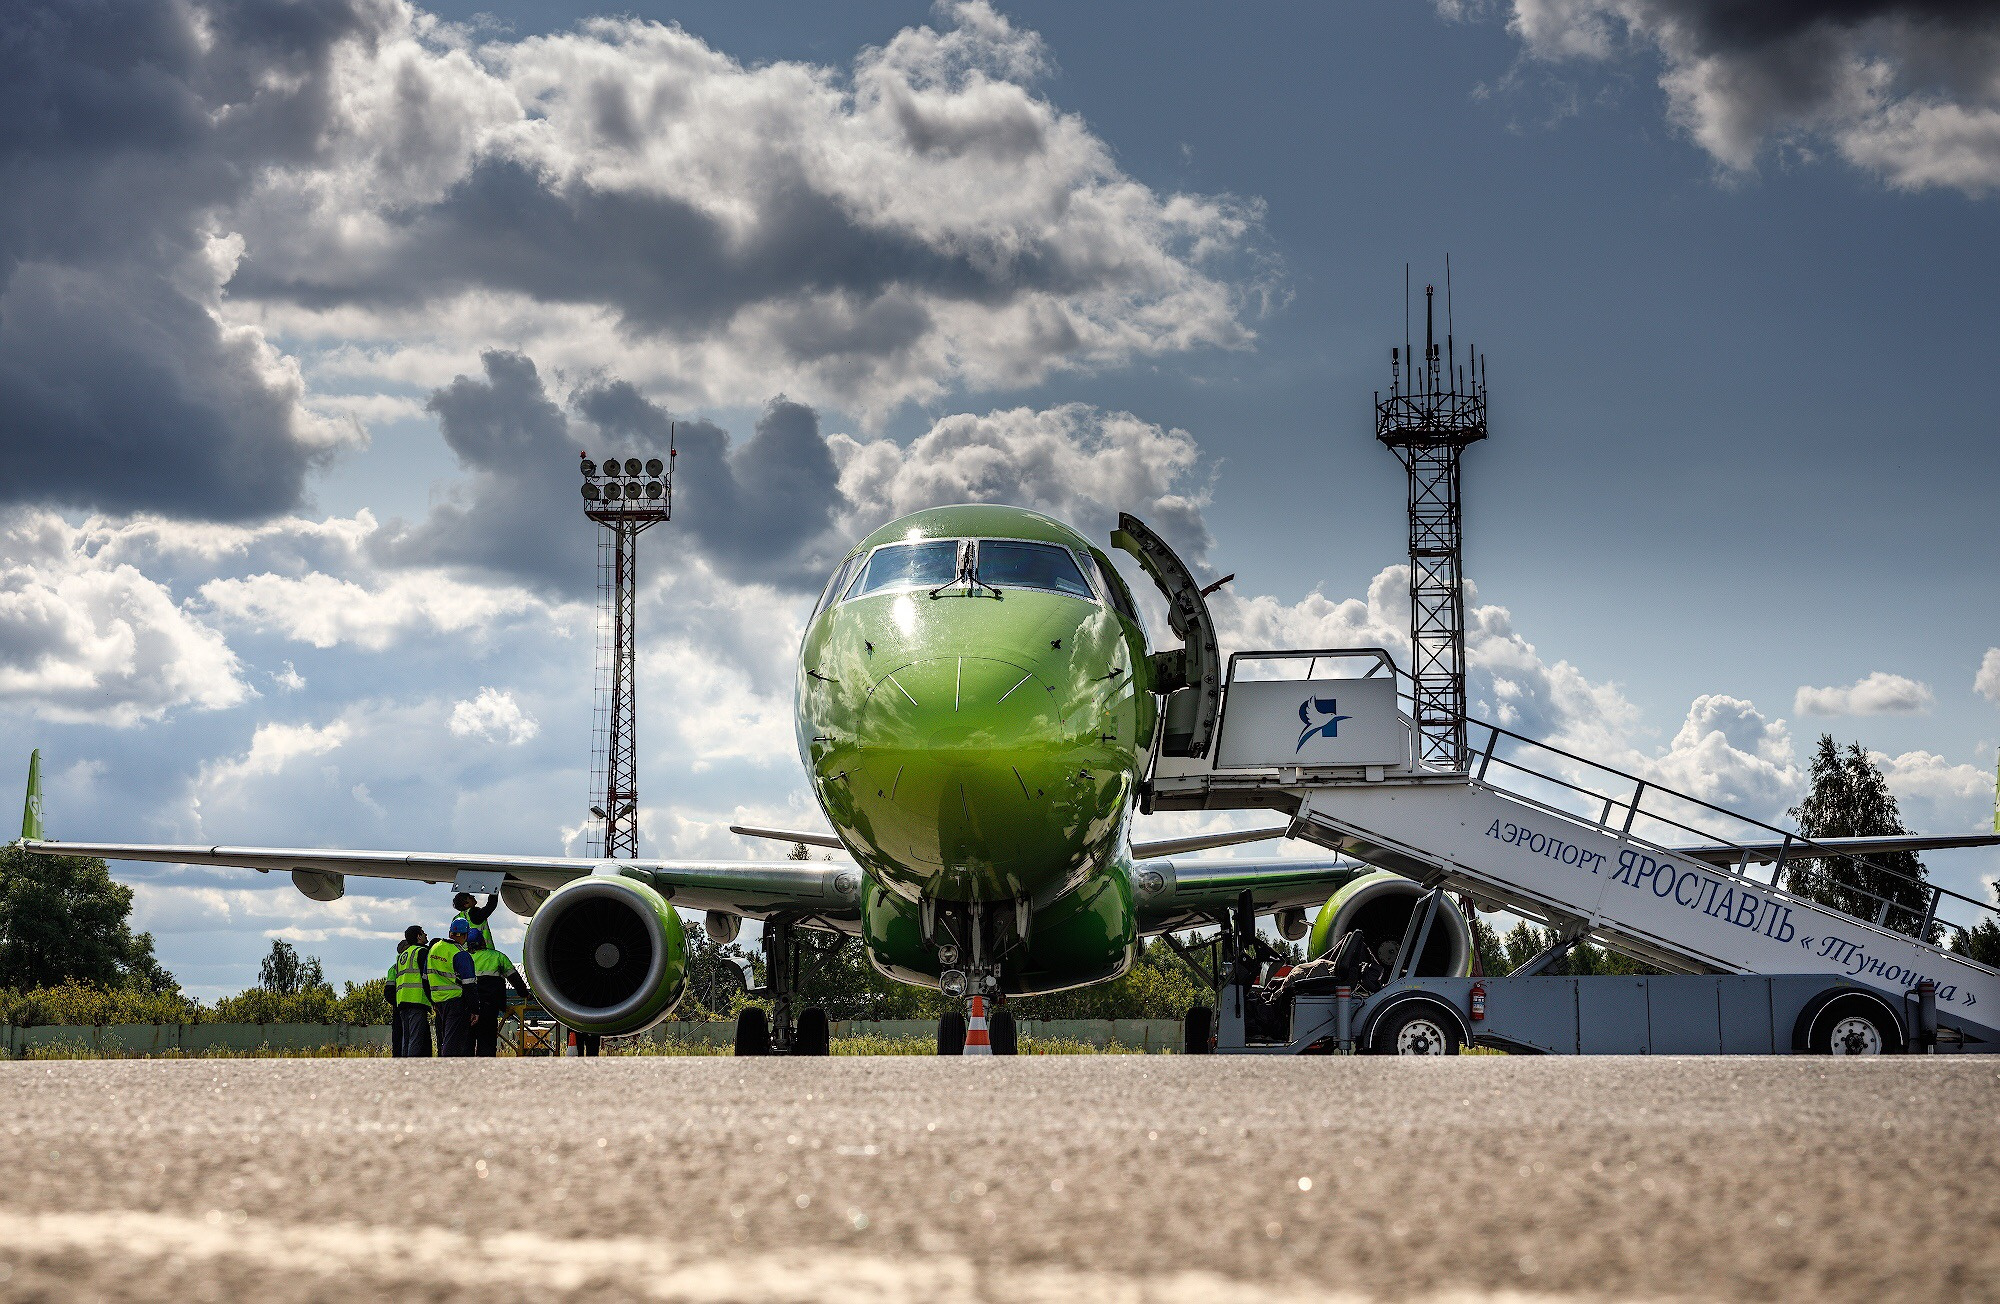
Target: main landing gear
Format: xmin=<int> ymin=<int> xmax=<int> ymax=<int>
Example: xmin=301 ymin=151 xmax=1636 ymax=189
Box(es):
xmin=732 ymin=914 xmax=833 ymax=1057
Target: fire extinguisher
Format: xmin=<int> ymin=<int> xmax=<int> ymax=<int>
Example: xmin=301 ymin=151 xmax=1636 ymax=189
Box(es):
xmin=1469 ymin=981 xmax=1487 ymax=1023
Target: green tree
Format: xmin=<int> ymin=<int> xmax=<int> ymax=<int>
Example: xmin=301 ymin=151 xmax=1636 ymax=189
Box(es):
xmin=257 ymin=938 xmax=327 ymax=996
xmin=1949 ymin=883 xmax=2000 ymax=968
xmin=1788 ymin=735 xmax=1932 ymax=937
xmin=1497 ymin=920 xmax=1657 ymax=977
xmin=0 ymin=843 xmax=177 ymax=993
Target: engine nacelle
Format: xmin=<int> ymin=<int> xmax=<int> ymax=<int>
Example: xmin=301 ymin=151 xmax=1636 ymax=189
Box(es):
xmin=522 ymin=873 xmax=687 ymax=1036
xmin=1305 ymin=870 xmax=1472 ymax=977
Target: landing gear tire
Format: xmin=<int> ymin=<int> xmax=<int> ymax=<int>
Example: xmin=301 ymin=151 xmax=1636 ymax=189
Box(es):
xmin=1802 ymin=993 xmax=1904 ymax=1055
xmin=1369 ymin=1003 xmax=1461 ymax=1056
xmin=794 ymin=1006 xmax=831 ymax=1057
xmin=1183 ymin=1006 xmax=1214 ymax=1055
xmin=990 ymin=1007 xmax=1018 ymax=1056
xmin=937 ymin=1011 xmax=967 ymax=1056
xmin=733 ymin=1007 xmax=771 ymax=1056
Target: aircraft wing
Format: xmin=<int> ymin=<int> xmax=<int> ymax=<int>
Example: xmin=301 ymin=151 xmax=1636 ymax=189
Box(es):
xmin=1133 ymin=854 xmax=1360 ymax=934
xmin=16 ymin=839 xmax=859 ymax=923
xmin=1672 ymin=832 xmax=2000 ymax=868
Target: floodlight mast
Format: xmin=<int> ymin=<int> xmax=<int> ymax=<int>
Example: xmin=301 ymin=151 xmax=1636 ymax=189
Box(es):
xmin=1376 ymin=266 xmax=1486 ymax=772
xmin=579 ymin=438 xmax=675 ymax=858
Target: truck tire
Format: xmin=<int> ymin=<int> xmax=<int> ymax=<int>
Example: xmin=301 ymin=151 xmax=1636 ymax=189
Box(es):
xmin=733 ymin=1007 xmax=770 ymax=1056
xmin=1800 ymin=991 xmax=1904 ymax=1055
xmin=1369 ymin=1001 xmax=1462 ymax=1056
xmin=1183 ymin=1006 xmax=1214 ymax=1055
xmin=937 ymin=1011 xmax=967 ymax=1056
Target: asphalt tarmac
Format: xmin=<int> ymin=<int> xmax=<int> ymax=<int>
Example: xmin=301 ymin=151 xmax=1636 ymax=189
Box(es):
xmin=0 ymin=1056 xmax=1994 ymax=1302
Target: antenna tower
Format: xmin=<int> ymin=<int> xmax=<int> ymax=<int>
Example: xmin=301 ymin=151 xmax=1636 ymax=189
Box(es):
xmin=1376 ymin=262 xmax=1486 ymax=771
xmin=580 ymin=439 xmax=675 ymax=857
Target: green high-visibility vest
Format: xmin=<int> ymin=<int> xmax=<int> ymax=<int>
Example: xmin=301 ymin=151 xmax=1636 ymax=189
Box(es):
xmin=453 ymin=912 xmax=493 ymax=950
xmin=394 ymin=946 xmax=431 ymax=1007
xmin=426 ymin=940 xmax=465 ymax=1003
xmin=471 ymin=947 xmax=517 ymax=978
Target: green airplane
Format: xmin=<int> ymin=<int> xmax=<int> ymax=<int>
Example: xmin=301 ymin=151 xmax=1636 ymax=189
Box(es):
xmin=18 ymin=505 xmax=1460 ymax=1054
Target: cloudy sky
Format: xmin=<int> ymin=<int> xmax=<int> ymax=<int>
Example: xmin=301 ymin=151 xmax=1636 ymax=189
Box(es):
xmin=2 ymin=0 xmax=1995 ymax=998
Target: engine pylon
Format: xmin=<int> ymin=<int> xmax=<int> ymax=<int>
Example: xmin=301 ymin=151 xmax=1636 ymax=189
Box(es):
xmin=963 ymin=996 xmax=993 ymax=1056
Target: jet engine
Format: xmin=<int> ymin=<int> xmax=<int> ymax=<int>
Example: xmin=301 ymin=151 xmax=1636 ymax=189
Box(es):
xmin=522 ymin=873 xmax=687 ymax=1037
xmin=1305 ymin=870 xmax=1472 ymax=977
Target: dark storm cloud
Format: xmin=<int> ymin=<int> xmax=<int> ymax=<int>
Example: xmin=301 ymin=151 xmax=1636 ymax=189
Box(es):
xmin=1503 ymin=0 xmax=2000 ymax=191
xmin=0 ymin=0 xmax=391 ymax=520
xmin=380 ymin=353 xmax=844 ymax=594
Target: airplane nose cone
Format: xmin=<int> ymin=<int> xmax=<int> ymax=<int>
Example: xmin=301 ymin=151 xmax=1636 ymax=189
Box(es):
xmin=844 ymin=656 xmax=1077 ymax=897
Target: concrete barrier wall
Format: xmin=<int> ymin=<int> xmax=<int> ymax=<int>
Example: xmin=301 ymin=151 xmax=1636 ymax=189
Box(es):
xmin=4 ymin=1018 xmax=1183 ymax=1056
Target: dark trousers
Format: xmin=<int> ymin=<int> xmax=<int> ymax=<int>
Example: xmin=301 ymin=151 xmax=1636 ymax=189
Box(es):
xmin=435 ymin=997 xmax=473 ymax=1057
xmin=394 ymin=1002 xmax=432 ymax=1057
xmin=474 ymin=978 xmax=506 ymax=1057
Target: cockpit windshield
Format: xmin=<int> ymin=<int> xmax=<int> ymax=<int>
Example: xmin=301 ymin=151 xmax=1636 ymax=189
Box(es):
xmin=846 ymin=540 xmax=960 ymax=598
xmin=975 ymin=540 xmax=1094 ymax=598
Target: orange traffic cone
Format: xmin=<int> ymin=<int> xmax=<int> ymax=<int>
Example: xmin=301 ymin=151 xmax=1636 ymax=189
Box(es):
xmin=964 ymin=995 xmax=992 ymax=1056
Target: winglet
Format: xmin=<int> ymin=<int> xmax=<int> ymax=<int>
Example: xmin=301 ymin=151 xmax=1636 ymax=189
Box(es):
xmin=20 ymin=749 xmax=45 ymax=842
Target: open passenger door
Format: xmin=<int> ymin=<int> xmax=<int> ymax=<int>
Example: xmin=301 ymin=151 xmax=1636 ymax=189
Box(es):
xmin=1112 ymin=512 xmax=1222 ymax=759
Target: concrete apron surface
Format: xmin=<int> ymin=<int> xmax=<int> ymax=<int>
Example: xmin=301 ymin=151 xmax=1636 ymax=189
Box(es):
xmin=0 ymin=1056 xmax=1993 ymax=1302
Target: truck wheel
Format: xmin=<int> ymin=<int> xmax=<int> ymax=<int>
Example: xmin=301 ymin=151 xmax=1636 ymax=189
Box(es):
xmin=1803 ymin=993 xmax=1903 ymax=1055
xmin=937 ymin=1011 xmax=966 ymax=1056
xmin=733 ymin=1007 xmax=770 ymax=1056
xmin=1369 ymin=1003 xmax=1461 ymax=1056
xmin=1183 ymin=1006 xmax=1214 ymax=1055
xmin=794 ymin=1007 xmax=831 ymax=1057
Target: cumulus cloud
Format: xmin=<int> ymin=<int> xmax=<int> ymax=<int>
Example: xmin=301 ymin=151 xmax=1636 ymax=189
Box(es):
xmin=223 ymin=0 xmax=1264 ymax=416
xmin=198 ymin=720 xmax=352 ymax=793
xmin=1870 ymin=748 xmax=1992 ymax=802
xmin=1977 ymin=648 xmax=2000 ymax=703
xmin=1496 ymin=0 xmax=2000 ymax=194
xmin=1794 ymin=671 xmax=1935 ymax=716
xmin=448 ymin=688 xmax=539 ymax=745
xmin=0 ymin=511 xmax=249 ymax=725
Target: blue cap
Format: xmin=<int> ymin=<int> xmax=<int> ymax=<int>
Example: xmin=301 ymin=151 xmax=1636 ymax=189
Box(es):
xmin=448 ymin=918 xmax=470 ymax=936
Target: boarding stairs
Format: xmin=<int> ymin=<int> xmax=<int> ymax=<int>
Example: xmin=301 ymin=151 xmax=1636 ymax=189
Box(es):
xmin=1149 ymin=649 xmax=2000 ymax=1043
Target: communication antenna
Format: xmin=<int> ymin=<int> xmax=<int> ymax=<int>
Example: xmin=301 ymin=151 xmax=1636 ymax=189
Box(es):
xmin=579 ymin=429 xmax=676 ymax=858
xmin=1374 ymin=262 xmax=1487 ymax=771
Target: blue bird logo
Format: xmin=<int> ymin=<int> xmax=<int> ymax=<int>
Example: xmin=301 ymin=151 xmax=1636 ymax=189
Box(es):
xmin=1297 ymin=697 xmax=1352 ymax=752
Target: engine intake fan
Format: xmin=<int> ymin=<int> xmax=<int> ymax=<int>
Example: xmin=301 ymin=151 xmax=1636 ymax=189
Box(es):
xmin=1305 ymin=870 xmax=1472 ymax=977
xmin=522 ymin=873 xmax=687 ymax=1036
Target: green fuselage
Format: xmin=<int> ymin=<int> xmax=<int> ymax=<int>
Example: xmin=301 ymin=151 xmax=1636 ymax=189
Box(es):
xmin=795 ymin=505 xmax=1155 ymax=994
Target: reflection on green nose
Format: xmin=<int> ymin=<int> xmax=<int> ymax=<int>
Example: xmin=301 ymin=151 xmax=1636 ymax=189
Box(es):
xmin=847 ymin=656 xmax=1082 ymax=900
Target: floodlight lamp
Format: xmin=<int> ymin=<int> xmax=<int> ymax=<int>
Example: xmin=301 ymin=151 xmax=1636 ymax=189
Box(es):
xmin=623 ymin=458 xmax=642 ymax=476
xmin=582 ymin=483 xmax=600 ymax=500
xmin=645 ymin=458 xmax=664 ymax=476
xmin=581 ymin=459 xmax=597 ymax=477
xmin=645 ymin=480 xmax=663 ymax=499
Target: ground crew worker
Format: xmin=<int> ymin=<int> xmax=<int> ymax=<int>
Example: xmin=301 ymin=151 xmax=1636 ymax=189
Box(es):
xmin=391 ymin=926 xmax=433 ymax=1057
xmin=428 ymin=919 xmax=479 ymax=1057
xmin=451 ymin=892 xmax=498 ymax=951
xmin=468 ymin=932 xmax=530 ymax=1058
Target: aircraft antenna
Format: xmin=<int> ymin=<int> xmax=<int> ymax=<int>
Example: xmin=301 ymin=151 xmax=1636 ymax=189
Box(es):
xmin=579 ymin=435 xmax=676 ymax=858
xmin=1377 ymin=263 xmax=1487 ymax=771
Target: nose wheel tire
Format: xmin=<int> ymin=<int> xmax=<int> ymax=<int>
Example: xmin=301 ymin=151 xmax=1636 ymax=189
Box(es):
xmin=733 ymin=1007 xmax=771 ymax=1056
xmin=990 ymin=1007 xmax=1018 ymax=1055
xmin=937 ymin=1011 xmax=967 ymax=1056
xmin=794 ymin=1006 xmax=831 ymax=1057
xmin=1368 ymin=1003 xmax=1462 ymax=1056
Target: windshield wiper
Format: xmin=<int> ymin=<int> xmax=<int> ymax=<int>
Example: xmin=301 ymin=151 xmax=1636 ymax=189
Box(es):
xmin=929 ymin=557 xmax=1002 ymax=600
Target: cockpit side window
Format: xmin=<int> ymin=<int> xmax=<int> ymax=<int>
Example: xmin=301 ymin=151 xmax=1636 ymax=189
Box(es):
xmin=1094 ymin=554 xmax=1144 ymax=627
xmin=847 ymin=540 xmax=960 ymax=598
xmin=811 ymin=553 xmax=861 ymax=621
xmin=974 ymin=540 xmax=1095 ymax=599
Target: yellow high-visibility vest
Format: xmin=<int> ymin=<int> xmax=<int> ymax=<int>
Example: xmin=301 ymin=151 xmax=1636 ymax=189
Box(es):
xmin=394 ymin=946 xmax=431 ymax=1007
xmin=426 ymin=940 xmax=465 ymax=1003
